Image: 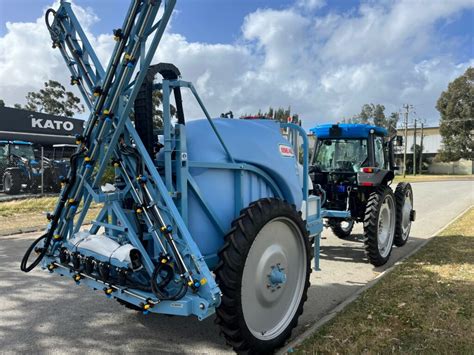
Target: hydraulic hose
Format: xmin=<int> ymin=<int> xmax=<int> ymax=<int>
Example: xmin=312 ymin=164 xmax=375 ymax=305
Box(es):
xmin=20 ymin=233 xmax=50 ymax=272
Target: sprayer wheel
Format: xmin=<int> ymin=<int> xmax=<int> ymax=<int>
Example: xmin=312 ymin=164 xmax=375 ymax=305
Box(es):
xmin=215 ymin=198 xmax=311 ymax=354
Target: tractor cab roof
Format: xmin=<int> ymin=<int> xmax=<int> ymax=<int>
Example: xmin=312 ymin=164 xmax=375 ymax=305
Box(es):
xmin=0 ymin=140 xmax=33 ymax=145
xmin=310 ymin=123 xmax=387 ymax=139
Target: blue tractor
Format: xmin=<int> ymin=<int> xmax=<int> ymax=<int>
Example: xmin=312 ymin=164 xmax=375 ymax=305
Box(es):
xmin=20 ymin=1 xmax=323 ymax=353
xmin=309 ymin=124 xmax=416 ymax=266
xmin=0 ymin=140 xmax=41 ymax=194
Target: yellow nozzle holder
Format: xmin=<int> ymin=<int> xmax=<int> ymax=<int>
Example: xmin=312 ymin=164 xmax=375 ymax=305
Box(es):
xmin=160 ymin=258 xmax=168 ymax=264
xmin=200 ymin=278 xmax=207 ymax=286
xmin=68 ymin=198 xmax=75 ymax=204
xmin=103 ymin=109 xmax=110 ymax=115
xmin=93 ymin=92 xmax=100 ymax=97
xmin=143 ymin=303 xmax=151 ymax=311
xmin=124 ymin=53 xmax=132 ymax=61
xmin=113 ymin=162 xmax=120 ymax=167
xmin=136 ymin=208 xmax=143 ymax=214
xmin=105 ymin=288 xmax=114 ymax=295
xmin=73 ymin=274 xmax=81 ymax=282
xmin=53 ymin=234 xmax=61 ymax=240
xmin=47 ymin=264 xmax=56 ymax=271
xmin=84 ymin=156 xmax=91 ymax=162
xmin=61 ymin=182 xmax=66 ymax=187
xmin=187 ymin=280 xmax=193 ymax=287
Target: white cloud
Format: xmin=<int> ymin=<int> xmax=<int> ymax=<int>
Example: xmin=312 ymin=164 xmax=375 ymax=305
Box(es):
xmin=0 ymin=0 xmax=473 ymax=128
xmin=297 ymin=0 xmax=326 ymax=11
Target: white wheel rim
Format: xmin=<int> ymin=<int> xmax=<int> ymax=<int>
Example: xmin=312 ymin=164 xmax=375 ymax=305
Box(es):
xmin=241 ymin=217 xmax=307 ymax=340
xmin=377 ymin=194 xmax=395 ymax=258
xmin=400 ymin=190 xmax=413 ymax=241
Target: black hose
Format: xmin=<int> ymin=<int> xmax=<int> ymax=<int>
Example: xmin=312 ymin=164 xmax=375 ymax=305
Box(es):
xmin=45 ymin=9 xmax=56 ymax=32
xmin=20 ymin=233 xmax=50 ymax=272
xmin=151 ymin=262 xmax=188 ymax=300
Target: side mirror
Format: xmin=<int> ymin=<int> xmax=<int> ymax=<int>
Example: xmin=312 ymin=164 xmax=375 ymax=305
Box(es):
xmin=396 ymin=136 xmax=403 ymax=146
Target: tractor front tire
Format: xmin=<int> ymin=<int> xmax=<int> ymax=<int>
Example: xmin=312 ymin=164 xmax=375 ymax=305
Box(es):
xmin=3 ymin=170 xmax=22 ymax=195
xmin=394 ymin=183 xmax=414 ymax=247
xmin=215 ymin=198 xmax=311 ymax=354
xmin=329 ymin=219 xmax=354 ymax=239
xmin=363 ymin=186 xmax=396 ymax=266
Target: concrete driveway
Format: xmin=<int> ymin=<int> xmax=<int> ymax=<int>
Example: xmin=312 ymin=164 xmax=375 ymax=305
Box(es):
xmin=0 ymin=180 xmax=472 ymax=353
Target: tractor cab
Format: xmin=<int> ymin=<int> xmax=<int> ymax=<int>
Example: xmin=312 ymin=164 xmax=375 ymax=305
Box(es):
xmin=310 ymin=124 xmax=395 ymax=189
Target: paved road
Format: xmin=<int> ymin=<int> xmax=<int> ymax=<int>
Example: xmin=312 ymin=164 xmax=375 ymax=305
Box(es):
xmin=0 ymin=181 xmax=472 ymax=353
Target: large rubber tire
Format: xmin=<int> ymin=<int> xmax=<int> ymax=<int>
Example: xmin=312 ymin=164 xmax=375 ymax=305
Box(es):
xmin=3 ymin=170 xmax=22 ymax=195
xmin=363 ymin=186 xmax=396 ymax=266
xmin=329 ymin=219 xmax=354 ymax=239
xmin=394 ymin=183 xmax=414 ymax=247
xmin=215 ymin=198 xmax=311 ymax=354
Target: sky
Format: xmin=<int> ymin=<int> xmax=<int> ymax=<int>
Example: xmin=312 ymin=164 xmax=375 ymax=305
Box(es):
xmin=0 ymin=0 xmax=473 ymax=128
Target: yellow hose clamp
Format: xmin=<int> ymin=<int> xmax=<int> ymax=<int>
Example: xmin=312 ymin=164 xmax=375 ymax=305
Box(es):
xmin=84 ymin=156 xmax=91 ymax=162
xmin=68 ymin=198 xmax=75 ymax=204
xmin=200 ymin=278 xmax=207 ymax=286
xmin=53 ymin=234 xmax=61 ymax=240
xmin=136 ymin=208 xmax=143 ymax=214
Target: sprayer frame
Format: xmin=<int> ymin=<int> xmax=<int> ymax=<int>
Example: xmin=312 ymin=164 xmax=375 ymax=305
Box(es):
xmin=35 ymin=0 xmax=323 ymax=321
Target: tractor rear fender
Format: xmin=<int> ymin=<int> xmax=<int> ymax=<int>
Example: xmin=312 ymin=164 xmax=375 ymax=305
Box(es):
xmin=357 ymin=169 xmax=394 ymax=187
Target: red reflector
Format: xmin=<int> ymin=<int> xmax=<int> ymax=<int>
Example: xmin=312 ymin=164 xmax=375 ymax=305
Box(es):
xmin=361 ymin=182 xmax=374 ymax=187
xmin=361 ymin=167 xmax=374 ymax=173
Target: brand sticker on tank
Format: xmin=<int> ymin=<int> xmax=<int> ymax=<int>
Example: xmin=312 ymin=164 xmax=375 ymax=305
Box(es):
xmin=279 ymin=144 xmax=294 ymax=157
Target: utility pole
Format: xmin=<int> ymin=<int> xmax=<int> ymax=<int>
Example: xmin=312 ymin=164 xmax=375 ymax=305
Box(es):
xmin=402 ymin=104 xmax=411 ymax=178
xmin=413 ymin=118 xmax=417 ymax=176
xmin=419 ymin=122 xmax=424 ymax=175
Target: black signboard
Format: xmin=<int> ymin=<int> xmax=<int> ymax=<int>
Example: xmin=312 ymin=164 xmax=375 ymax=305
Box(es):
xmin=0 ymin=107 xmax=84 ymax=145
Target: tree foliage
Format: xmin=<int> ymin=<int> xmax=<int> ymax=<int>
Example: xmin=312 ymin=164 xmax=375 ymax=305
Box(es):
xmin=0 ymin=99 xmax=4 ymax=108
xmin=243 ymin=106 xmax=300 ymax=124
xmin=151 ymin=90 xmax=176 ymax=128
xmin=24 ymin=80 xmax=84 ymax=117
xmin=344 ymin=104 xmax=399 ymax=136
xmin=436 ymin=67 xmax=474 ymax=161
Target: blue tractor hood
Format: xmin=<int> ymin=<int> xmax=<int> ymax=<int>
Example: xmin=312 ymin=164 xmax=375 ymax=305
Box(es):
xmin=310 ymin=123 xmax=387 ymax=139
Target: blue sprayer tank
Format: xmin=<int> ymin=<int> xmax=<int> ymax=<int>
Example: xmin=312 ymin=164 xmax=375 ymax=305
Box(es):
xmin=178 ymin=118 xmax=304 ymax=265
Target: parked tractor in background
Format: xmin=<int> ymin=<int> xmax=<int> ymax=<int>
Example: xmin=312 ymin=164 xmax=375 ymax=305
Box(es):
xmin=42 ymin=144 xmax=77 ymax=192
xmin=309 ymin=124 xmax=416 ymax=266
xmin=0 ymin=140 xmax=41 ymax=194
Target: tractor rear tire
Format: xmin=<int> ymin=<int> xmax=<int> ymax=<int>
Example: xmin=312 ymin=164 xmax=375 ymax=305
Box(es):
xmin=363 ymin=186 xmax=396 ymax=266
xmin=329 ymin=219 xmax=354 ymax=239
xmin=394 ymin=183 xmax=414 ymax=247
xmin=3 ymin=170 xmax=22 ymax=195
xmin=215 ymin=198 xmax=311 ymax=354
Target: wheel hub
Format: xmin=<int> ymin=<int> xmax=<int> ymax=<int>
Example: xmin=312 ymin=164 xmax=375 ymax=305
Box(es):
xmin=267 ymin=263 xmax=287 ymax=291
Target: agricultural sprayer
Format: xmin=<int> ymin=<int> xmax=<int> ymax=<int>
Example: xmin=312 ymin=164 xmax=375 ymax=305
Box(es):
xmin=20 ymin=1 xmax=323 ymax=353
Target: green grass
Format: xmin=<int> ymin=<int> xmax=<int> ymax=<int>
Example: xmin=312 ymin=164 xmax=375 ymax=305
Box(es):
xmin=393 ymin=174 xmax=473 ymax=183
xmin=295 ymin=207 xmax=474 ymax=354
xmin=0 ymin=196 xmax=102 ymax=235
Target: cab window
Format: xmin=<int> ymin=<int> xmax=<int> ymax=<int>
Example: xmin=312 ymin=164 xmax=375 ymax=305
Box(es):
xmin=374 ymin=136 xmax=385 ymax=168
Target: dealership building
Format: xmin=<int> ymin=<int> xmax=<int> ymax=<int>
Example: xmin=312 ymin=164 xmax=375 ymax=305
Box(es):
xmin=0 ymin=107 xmax=83 ymax=157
